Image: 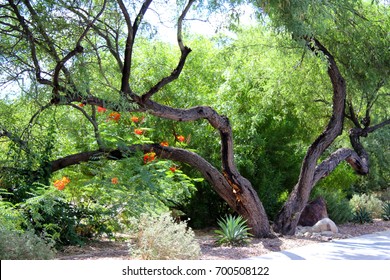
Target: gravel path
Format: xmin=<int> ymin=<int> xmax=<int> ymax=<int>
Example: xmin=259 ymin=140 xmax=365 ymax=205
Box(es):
xmin=56 ymin=220 xmax=390 ymax=260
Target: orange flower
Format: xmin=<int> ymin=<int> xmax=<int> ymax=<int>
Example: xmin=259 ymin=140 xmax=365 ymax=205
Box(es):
xmin=53 ymin=180 xmax=65 ymax=190
xmin=97 ymin=106 xmax=107 ymax=113
xmin=111 ymin=177 xmax=119 ymax=184
xmin=62 ymin=176 xmax=70 ymax=184
xmin=131 ymin=116 xmax=139 ymax=123
xmin=169 ymin=166 xmax=177 ymax=173
xmin=53 ymin=176 xmax=70 ymax=191
xmin=143 ymin=152 xmax=156 ymax=164
xmin=134 ymin=128 xmax=143 ymax=135
xmin=160 ymin=141 xmax=169 ymax=147
xmin=108 ymin=112 xmax=121 ymax=122
xmin=78 ymin=103 xmax=85 ymax=107
xmin=176 ymin=135 xmax=185 ymax=142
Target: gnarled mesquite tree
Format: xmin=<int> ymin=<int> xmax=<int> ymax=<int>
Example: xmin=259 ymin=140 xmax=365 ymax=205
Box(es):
xmin=0 ymin=0 xmax=271 ymax=237
xmin=1 ymin=0 xmax=388 ymax=237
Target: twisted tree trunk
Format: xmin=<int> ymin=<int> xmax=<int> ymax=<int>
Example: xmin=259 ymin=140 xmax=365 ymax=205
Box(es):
xmin=273 ymin=39 xmax=347 ymax=235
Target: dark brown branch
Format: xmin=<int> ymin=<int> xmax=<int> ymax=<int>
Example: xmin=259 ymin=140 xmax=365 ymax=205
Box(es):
xmin=313 ymin=148 xmax=368 ymax=185
xmin=366 ymin=118 xmax=390 ymax=133
xmin=69 ymin=104 xmax=105 ymax=149
xmin=49 ymin=144 xmax=237 ymax=205
xmin=141 ymin=0 xmax=194 ymax=101
xmin=346 ymin=100 xmax=361 ymax=128
xmin=0 ymin=125 xmax=28 ymax=151
xmin=132 ymin=0 xmax=152 ymax=39
xmin=274 ymin=38 xmax=346 ymax=235
xmin=117 ymin=0 xmax=137 ymax=93
xmin=68 ymin=6 xmax=124 ymax=71
xmin=8 ymin=0 xmax=51 ymax=85
xmin=22 ymin=0 xmax=59 ymax=59
xmin=53 ymin=1 xmax=107 ymax=97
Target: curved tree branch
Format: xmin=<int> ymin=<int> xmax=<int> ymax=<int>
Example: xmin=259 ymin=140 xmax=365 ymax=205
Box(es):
xmin=53 ymin=1 xmax=107 ymax=98
xmin=141 ymin=0 xmax=194 ymax=101
xmin=8 ymin=0 xmax=52 ymax=86
xmin=48 ymin=142 xmax=271 ymax=237
xmin=117 ymin=0 xmax=152 ymax=94
xmin=274 ymin=37 xmax=346 ymax=235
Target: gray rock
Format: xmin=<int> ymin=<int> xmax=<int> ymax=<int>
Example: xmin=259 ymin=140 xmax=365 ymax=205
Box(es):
xmin=312 ymin=218 xmax=338 ymax=233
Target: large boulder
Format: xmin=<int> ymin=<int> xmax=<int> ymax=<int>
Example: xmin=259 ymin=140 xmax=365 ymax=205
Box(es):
xmin=298 ymin=197 xmax=328 ymax=226
xmin=312 ymin=218 xmax=339 ymax=234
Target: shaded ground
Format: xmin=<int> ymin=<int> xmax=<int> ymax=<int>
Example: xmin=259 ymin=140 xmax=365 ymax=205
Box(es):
xmin=56 ymin=220 xmax=390 ymax=260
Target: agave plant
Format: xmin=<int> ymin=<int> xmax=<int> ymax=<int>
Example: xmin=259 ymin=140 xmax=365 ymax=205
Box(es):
xmin=352 ymin=207 xmax=373 ymax=224
xmin=214 ymin=214 xmax=253 ymax=246
xmin=382 ymin=201 xmax=390 ymax=221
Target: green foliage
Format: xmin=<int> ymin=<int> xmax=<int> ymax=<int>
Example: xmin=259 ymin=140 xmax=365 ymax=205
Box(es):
xmin=0 ymin=202 xmax=55 ymax=259
xmin=312 ymin=188 xmax=353 ymax=224
xmin=214 ymin=214 xmax=253 ymax=246
xmin=382 ymin=202 xmax=390 ymax=221
xmin=352 ymin=207 xmax=373 ymax=224
xmin=349 ymin=193 xmax=384 ymax=219
xmin=0 ymin=226 xmax=56 ymax=260
xmin=177 ymin=180 xmax=230 ymax=229
xmin=16 ymin=185 xmax=84 ymax=246
xmin=128 ymin=212 xmax=200 ymax=260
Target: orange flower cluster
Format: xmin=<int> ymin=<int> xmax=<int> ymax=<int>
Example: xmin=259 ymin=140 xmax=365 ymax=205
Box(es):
xmin=108 ymin=112 xmax=121 ymax=122
xmin=134 ymin=128 xmax=143 ymax=135
xmin=131 ymin=116 xmax=139 ymax=123
xmin=111 ymin=177 xmax=119 ymax=184
xmin=53 ymin=176 xmax=70 ymax=191
xmin=143 ymin=152 xmax=156 ymax=164
xmin=176 ymin=135 xmax=185 ymax=142
xmin=160 ymin=141 xmax=169 ymax=147
xmin=97 ymin=106 xmax=107 ymax=113
xmin=169 ymin=166 xmax=177 ymax=173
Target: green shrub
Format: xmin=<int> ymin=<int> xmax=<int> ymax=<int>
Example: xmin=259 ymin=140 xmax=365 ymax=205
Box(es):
xmin=312 ymin=188 xmax=353 ymax=224
xmin=349 ymin=193 xmax=384 ymax=219
xmin=17 ymin=186 xmax=84 ymax=246
xmin=214 ymin=214 xmax=253 ymax=246
xmin=128 ymin=212 xmax=200 ymax=260
xmin=352 ymin=207 xmax=373 ymax=224
xmin=0 ymin=226 xmax=55 ymax=260
xmin=382 ymin=201 xmax=390 ymax=221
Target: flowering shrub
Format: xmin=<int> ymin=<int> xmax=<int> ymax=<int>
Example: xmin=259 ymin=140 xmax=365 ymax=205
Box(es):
xmin=131 ymin=116 xmax=139 ymax=123
xmin=143 ymin=152 xmax=156 ymax=164
xmin=176 ymin=135 xmax=185 ymax=142
xmin=160 ymin=141 xmax=169 ymax=147
xmin=349 ymin=193 xmax=384 ymax=218
xmin=128 ymin=212 xmax=200 ymax=260
xmin=97 ymin=106 xmax=107 ymax=113
xmin=0 ymin=226 xmax=56 ymax=259
xmin=111 ymin=177 xmax=119 ymax=184
xmin=108 ymin=112 xmax=121 ymax=122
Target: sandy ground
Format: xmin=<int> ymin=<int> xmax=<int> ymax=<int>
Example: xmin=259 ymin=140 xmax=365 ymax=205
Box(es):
xmin=56 ymin=220 xmax=390 ymax=260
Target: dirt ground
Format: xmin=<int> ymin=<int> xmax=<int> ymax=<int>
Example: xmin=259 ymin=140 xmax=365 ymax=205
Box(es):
xmin=56 ymin=220 xmax=390 ymax=260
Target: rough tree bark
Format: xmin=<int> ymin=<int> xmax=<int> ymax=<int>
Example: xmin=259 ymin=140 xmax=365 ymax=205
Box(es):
xmin=273 ymin=38 xmax=347 ymax=235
